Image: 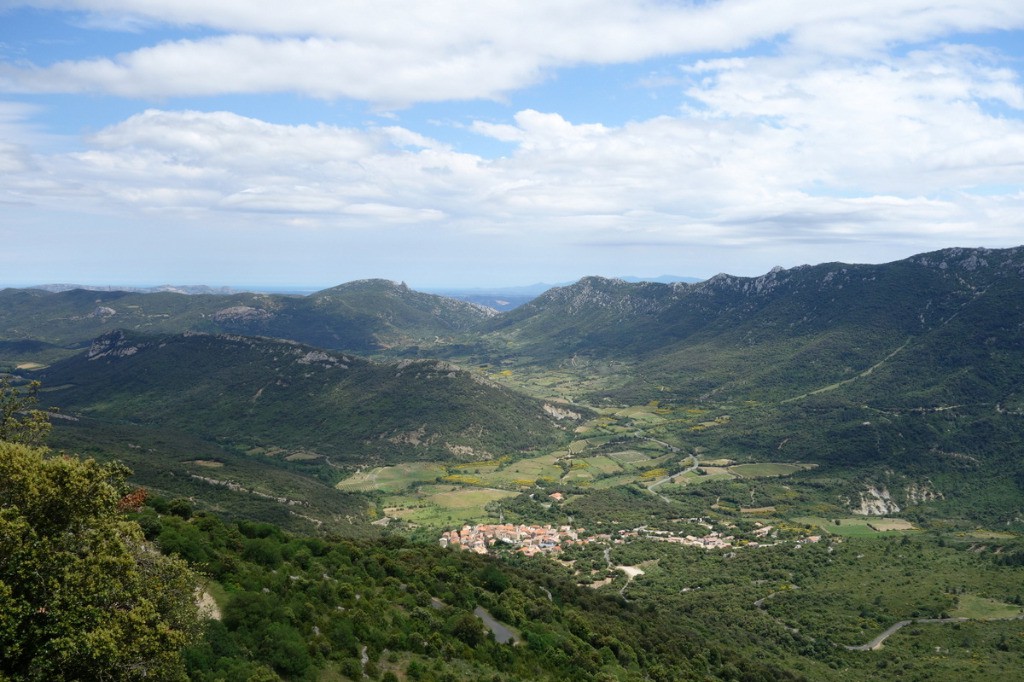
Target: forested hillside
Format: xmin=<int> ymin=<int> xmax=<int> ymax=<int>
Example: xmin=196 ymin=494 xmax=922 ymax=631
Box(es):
xmin=0 ymin=279 xmax=492 ymax=366
xmin=41 ymin=329 xmax=577 ymax=465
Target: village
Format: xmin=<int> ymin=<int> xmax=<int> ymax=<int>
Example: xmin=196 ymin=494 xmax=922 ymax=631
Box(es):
xmin=439 ymin=523 xmax=585 ymax=556
xmin=440 ymin=519 xmax=822 ymax=556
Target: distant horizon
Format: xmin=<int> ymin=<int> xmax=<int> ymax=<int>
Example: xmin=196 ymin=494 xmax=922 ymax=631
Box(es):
xmin=7 ymin=277 xmax=689 ymax=294
xmin=6 ymin=242 xmax=1019 ymax=294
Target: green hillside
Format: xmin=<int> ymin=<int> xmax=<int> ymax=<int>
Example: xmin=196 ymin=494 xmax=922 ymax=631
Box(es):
xmin=40 ymin=330 xmax=578 ymax=466
xmin=467 ymin=247 xmax=1024 ymax=405
xmin=0 ymin=279 xmax=494 ymax=367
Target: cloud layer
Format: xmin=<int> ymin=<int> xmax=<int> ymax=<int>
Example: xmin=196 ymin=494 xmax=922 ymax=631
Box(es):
xmin=1 ymin=1 xmax=1023 ymax=284
xmin=4 ymin=1 xmax=1024 ymax=103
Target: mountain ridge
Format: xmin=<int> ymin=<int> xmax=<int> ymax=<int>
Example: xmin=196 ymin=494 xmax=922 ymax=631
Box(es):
xmin=40 ymin=329 xmax=581 ymax=466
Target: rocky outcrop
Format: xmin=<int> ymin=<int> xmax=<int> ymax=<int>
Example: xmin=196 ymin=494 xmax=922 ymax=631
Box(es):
xmin=90 ymin=306 xmax=117 ymax=318
xmin=212 ymin=305 xmax=273 ymax=323
xmin=87 ymin=330 xmax=143 ymax=360
xmin=852 ymin=486 xmax=901 ymax=516
xmin=543 ymin=403 xmax=582 ymax=421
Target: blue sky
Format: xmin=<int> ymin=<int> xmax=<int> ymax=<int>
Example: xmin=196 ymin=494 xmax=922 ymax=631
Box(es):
xmin=1 ymin=1 xmax=1023 ymax=289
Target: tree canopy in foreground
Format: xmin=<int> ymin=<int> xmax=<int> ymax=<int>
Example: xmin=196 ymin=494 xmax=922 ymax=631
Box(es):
xmin=0 ymin=440 xmax=201 ymax=681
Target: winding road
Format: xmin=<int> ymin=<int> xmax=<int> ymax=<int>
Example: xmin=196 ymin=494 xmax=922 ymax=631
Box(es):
xmin=844 ymin=615 xmax=1024 ymax=651
xmin=646 ymin=453 xmax=700 ymax=502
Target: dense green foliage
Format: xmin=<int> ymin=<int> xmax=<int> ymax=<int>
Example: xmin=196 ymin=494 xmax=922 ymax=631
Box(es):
xmin=0 ymin=442 xmax=201 ymax=680
xmin=0 ymin=378 xmax=51 ymax=446
xmin=144 ymin=507 xmax=816 ymax=682
xmin=40 ymin=330 xmax=575 ymax=465
xmin=131 ymin=504 xmax=1024 ymax=682
xmin=45 ymin=416 xmax=377 ymax=535
xmin=0 ymin=279 xmax=491 ymax=369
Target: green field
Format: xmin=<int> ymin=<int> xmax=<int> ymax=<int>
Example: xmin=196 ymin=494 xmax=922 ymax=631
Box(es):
xmin=478 ymin=453 xmax=563 ymax=487
xmin=795 ymin=516 xmax=919 ymax=537
xmin=728 ymin=462 xmax=815 ymax=477
xmin=426 ymin=487 xmax=517 ymax=510
xmin=612 ymin=407 xmax=668 ymax=425
xmin=606 ymin=450 xmax=658 ymax=466
xmin=382 ymin=485 xmax=518 ymax=526
xmin=661 ymin=469 xmax=734 ymax=487
xmin=951 ymin=594 xmax=1024 ymax=620
xmin=576 ymin=455 xmax=624 ymax=475
xmin=336 ymin=462 xmax=447 ymax=493
xmin=559 ymin=454 xmax=626 ymax=484
xmin=560 ymin=468 xmax=595 ymax=484
xmin=591 ymin=474 xmax=644 ymax=489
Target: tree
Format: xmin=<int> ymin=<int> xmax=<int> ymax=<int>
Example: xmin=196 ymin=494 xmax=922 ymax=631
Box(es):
xmin=448 ymin=612 xmax=484 ymax=647
xmin=0 ymin=441 xmax=202 ymax=680
xmin=0 ymin=378 xmax=51 ymax=446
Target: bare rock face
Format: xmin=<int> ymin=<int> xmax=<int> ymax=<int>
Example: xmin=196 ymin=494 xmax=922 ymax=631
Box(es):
xmin=90 ymin=306 xmax=117 ymax=318
xmin=87 ymin=330 xmax=143 ymax=360
xmin=297 ymin=350 xmax=340 ymax=367
xmin=852 ymin=486 xmax=901 ymax=516
xmin=212 ymin=306 xmax=273 ymax=323
xmin=543 ymin=403 xmax=582 ymax=421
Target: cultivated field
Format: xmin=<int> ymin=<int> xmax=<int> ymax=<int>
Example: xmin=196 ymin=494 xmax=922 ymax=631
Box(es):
xmin=382 ymin=485 xmax=517 ymax=526
xmin=728 ymin=462 xmax=816 ymax=477
xmin=867 ymin=519 xmax=918 ymax=532
xmin=336 ymin=462 xmax=447 ymax=493
xmin=794 ymin=516 xmax=919 ymax=537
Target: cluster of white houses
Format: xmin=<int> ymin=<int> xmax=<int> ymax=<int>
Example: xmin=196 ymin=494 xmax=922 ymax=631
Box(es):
xmin=440 ymin=520 xmax=824 ymax=556
xmin=439 ymin=524 xmax=584 ymax=556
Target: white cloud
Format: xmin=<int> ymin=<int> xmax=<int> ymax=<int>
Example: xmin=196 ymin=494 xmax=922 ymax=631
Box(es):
xmin=3 ymin=1 xmax=1023 ymax=103
xmin=679 ymin=47 xmax=1024 ymax=197
xmin=2 ymin=0 xmax=1023 ymax=283
xmin=0 ymin=101 xmax=41 ymax=173
xmin=9 ymin=22 xmax=1024 ymax=218
xmin=10 ymin=68 xmax=1016 ymax=248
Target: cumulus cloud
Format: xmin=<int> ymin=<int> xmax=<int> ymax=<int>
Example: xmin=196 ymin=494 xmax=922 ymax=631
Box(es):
xmin=679 ymin=47 xmax=1024 ymax=196
xmin=6 ymin=109 xmax=484 ymax=224
xmin=1 ymin=1 xmax=1022 ymax=283
xmin=3 ymin=1 xmax=1023 ymax=103
xmin=9 ymin=53 xmax=1021 ymax=247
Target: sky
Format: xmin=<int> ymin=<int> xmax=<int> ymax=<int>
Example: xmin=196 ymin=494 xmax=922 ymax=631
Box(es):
xmin=1 ymin=1 xmax=1023 ymax=290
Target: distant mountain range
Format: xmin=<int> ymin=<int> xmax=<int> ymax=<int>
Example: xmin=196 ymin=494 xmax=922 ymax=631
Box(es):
xmin=477 ymin=247 xmax=1024 ymax=404
xmin=0 ymin=279 xmax=493 ymax=364
xmin=26 ymin=275 xmax=704 ymax=311
xmin=7 ymin=250 xmax=1022 ymax=409
xmin=32 ymin=283 xmax=251 ymax=295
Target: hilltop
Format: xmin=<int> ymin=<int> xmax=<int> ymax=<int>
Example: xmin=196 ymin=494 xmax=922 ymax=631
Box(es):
xmin=0 ymin=279 xmax=493 ymax=367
